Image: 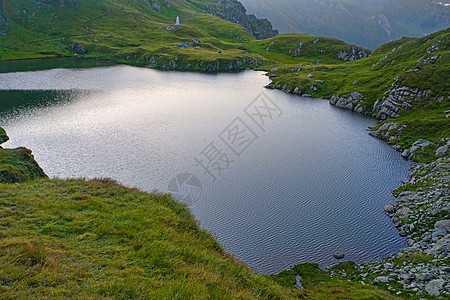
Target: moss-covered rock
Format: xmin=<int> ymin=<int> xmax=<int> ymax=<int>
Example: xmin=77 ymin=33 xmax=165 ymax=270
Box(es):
xmin=0 ymin=127 xmax=9 ymax=146
xmin=0 ymin=128 xmax=47 ymax=183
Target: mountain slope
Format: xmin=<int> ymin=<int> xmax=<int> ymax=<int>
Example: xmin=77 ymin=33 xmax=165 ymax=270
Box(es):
xmin=239 ymin=0 xmax=450 ymax=49
xmin=0 ymin=0 xmax=370 ymax=71
xmin=267 ymin=28 xmax=450 ymax=162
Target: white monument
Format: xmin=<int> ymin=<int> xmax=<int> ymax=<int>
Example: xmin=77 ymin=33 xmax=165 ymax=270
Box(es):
xmin=175 ymin=16 xmax=180 ymax=26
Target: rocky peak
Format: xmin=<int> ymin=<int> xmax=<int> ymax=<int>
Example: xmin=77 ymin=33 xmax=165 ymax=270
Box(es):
xmin=204 ymin=0 xmax=279 ymax=39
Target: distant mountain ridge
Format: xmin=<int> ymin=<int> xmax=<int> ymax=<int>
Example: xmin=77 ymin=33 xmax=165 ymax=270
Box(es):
xmin=239 ymin=0 xmax=450 ymax=49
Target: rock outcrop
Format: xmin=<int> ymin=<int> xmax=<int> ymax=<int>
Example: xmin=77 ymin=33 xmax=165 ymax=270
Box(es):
xmin=0 ymin=127 xmax=9 ymax=146
xmin=330 ymin=92 xmax=365 ymax=113
xmin=337 ymin=45 xmax=370 ymax=61
xmin=142 ymin=0 xmax=161 ymax=13
xmin=373 ymin=86 xmax=431 ymax=120
xmin=70 ymin=42 xmax=87 ymax=54
xmin=137 ymin=53 xmax=261 ymax=72
xmin=0 ymin=128 xmax=47 ymax=183
xmin=329 ymin=82 xmax=446 ymax=122
xmin=436 ymin=141 xmax=450 ymax=157
xmin=204 ymin=0 xmax=279 ymax=39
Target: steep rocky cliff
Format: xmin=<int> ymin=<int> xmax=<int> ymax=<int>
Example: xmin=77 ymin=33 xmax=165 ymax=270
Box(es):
xmin=240 ymin=0 xmax=450 ymax=49
xmin=204 ymin=0 xmax=278 ymax=39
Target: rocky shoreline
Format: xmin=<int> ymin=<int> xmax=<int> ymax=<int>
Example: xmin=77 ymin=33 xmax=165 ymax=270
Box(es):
xmin=330 ymin=86 xmax=449 ymax=297
xmin=272 ymin=71 xmax=449 ymax=296
xmin=359 ymin=156 xmax=450 ymax=297
xmin=330 ymin=92 xmax=449 ymax=297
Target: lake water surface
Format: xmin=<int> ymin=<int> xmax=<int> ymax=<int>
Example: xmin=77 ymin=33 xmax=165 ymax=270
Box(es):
xmin=0 ymin=61 xmax=412 ymax=274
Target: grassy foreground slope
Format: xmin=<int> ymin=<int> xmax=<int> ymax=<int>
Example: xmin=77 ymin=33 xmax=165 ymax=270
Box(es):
xmin=0 ymin=128 xmax=401 ymax=299
xmin=0 ymin=178 xmax=301 ymax=299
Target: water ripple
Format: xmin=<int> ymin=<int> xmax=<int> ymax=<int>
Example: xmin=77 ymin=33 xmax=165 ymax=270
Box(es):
xmin=0 ymin=66 xmax=412 ymax=275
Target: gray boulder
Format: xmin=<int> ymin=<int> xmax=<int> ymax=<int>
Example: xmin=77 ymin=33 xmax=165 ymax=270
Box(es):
xmin=295 ymin=274 xmax=303 ymax=289
xmin=435 ymin=142 xmax=449 ymax=156
xmin=401 ymin=149 xmax=411 ymax=158
xmin=425 ymin=279 xmax=445 ymax=296
xmin=410 ymin=139 xmax=433 ymax=152
xmin=396 ymin=207 xmax=411 ymax=220
xmin=416 ymin=272 xmax=432 ymax=281
xmin=383 ymin=203 xmax=395 ymax=213
xmin=427 ymin=237 xmax=450 ymax=256
xmin=372 ymin=276 xmax=390 ymax=284
xmin=434 ymin=219 xmax=450 ymax=236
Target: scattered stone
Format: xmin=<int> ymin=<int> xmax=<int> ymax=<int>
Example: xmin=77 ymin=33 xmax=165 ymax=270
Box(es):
xmin=434 ymin=220 xmax=450 ymax=236
xmin=295 ymin=274 xmax=303 ymax=289
xmin=352 ymin=80 xmax=358 ymax=85
xmin=425 ymin=279 xmax=445 ymax=296
xmin=329 ymin=91 xmax=363 ymax=111
xmin=337 ymin=45 xmax=369 ymax=61
xmin=435 ymin=142 xmax=450 ymax=156
xmin=166 ymin=25 xmax=178 ymax=32
xmin=373 ymin=276 xmax=390 ymax=284
xmin=307 ymin=73 xmax=313 ymax=78
xmin=69 ymin=42 xmax=87 ymax=54
xmin=361 ymin=157 xmax=450 ymax=297
xmin=410 ymin=139 xmax=433 ymax=152
xmin=401 ymin=149 xmax=411 ymax=158
xmin=383 ymin=203 xmax=395 ymax=213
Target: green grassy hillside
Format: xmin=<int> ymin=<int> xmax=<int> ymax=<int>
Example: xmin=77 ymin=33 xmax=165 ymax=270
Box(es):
xmin=0 ymin=1 xmax=449 ymax=298
xmin=0 ymin=178 xmax=302 ymax=299
xmin=0 ymin=0 xmax=370 ymax=71
xmin=267 ymin=28 xmax=450 ymax=162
